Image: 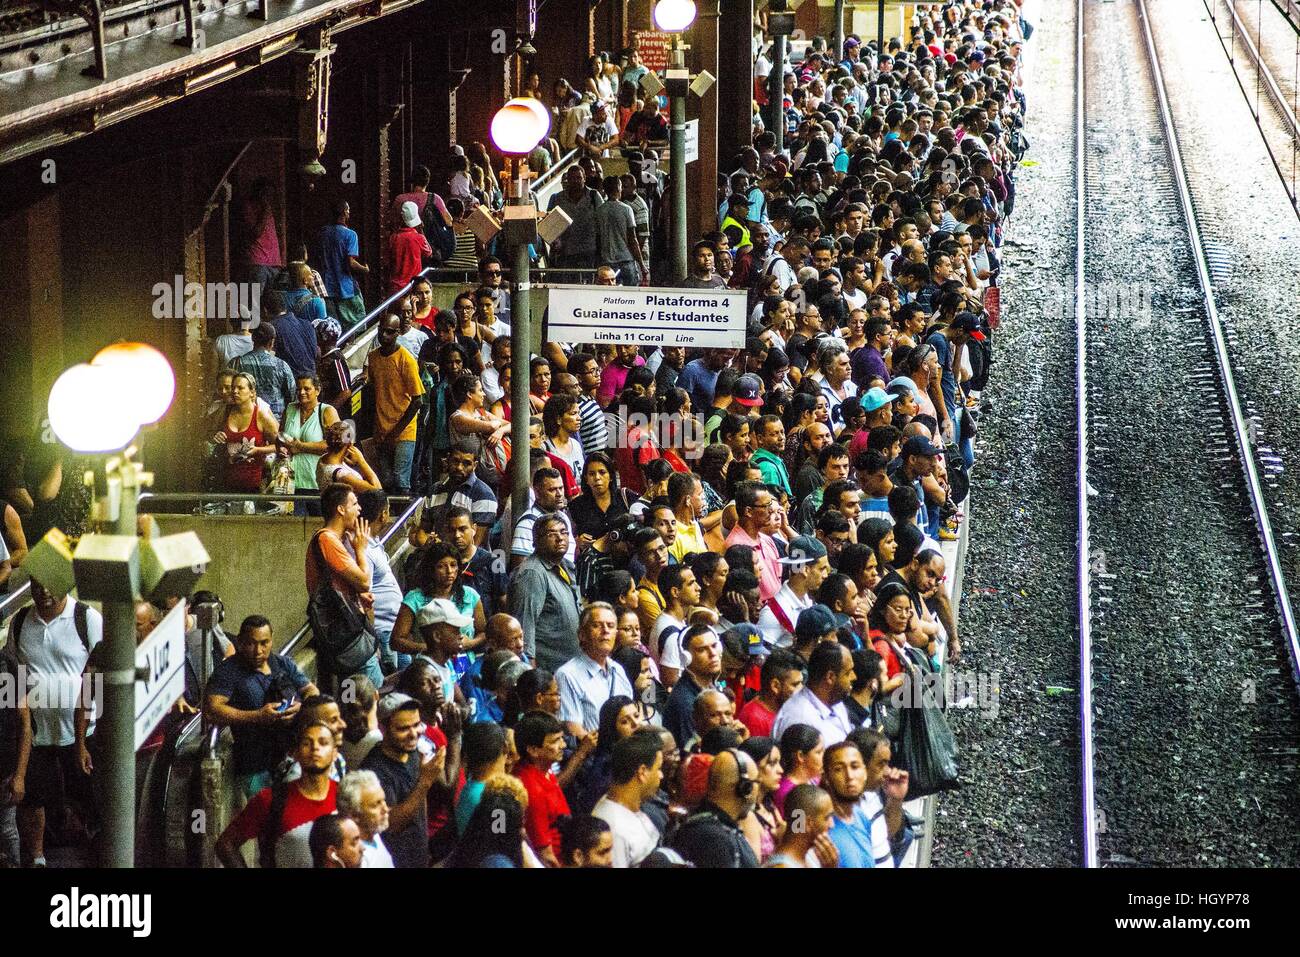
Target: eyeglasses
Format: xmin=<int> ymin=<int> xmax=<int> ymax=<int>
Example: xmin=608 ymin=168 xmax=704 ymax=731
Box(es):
xmin=483 ymin=269 xmax=502 ymax=277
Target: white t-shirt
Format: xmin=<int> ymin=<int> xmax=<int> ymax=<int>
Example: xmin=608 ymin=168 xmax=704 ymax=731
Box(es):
xmin=592 ymin=795 xmax=661 ymax=868
xmin=651 ymin=612 xmax=687 ymax=671
xmin=9 ymin=600 xmax=103 ymax=747
xmin=577 ymin=116 xmax=619 ymax=157
xmin=360 ymin=834 xmax=395 ymax=868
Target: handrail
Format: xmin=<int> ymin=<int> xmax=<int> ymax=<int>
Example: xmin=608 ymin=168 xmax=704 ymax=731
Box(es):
xmin=138 ymin=492 xmax=413 ymax=507
xmin=201 ymin=491 xmax=423 ymax=761
xmin=530 ymin=148 xmax=580 ymax=193
xmin=336 ymin=266 xmax=435 ymax=350
xmin=0 ymin=580 xmax=31 ymax=624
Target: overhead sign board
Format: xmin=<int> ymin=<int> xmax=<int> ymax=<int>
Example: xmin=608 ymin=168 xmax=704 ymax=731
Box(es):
xmin=634 ymin=30 xmax=671 ymax=73
xmin=134 ymin=601 xmax=186 ymax=750
xmin=544 ymin=284 xmax=747 ymax=350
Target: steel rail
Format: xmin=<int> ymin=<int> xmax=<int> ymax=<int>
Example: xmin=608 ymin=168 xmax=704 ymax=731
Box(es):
xmin=1203 ymin=0 xmax=1300 ymax=217
xmin=1136 ymin=0 xmax=1300 ymax=724
xmin=1074 ymin=0 xmax=1098 ymax=871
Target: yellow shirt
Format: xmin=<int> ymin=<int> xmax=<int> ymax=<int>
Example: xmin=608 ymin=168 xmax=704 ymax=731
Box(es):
xmin=637 ymin=580 xmax=665 ymax=640
xmin=669 ymin=520 xmax=707 ymax=562
xmin=367 ymin=346 xmax=425 ymax=443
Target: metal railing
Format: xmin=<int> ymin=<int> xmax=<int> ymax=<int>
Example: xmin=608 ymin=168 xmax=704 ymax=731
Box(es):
xmin=199 ymin=491 xmax=423 ymax=760
xmin=1205 ymin=0 xmax=1300 ymax=217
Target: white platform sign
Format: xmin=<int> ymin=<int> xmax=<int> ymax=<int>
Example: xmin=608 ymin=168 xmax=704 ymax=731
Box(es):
xmin=134 ymin=602 xmax=186 ymax=750
xmin=545 ymin=283 xmax=747 ymax=349
xmin=684 ymin=119 xmax=699 ymax=163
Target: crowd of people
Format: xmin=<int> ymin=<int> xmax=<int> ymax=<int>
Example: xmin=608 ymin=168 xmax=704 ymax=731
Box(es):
xmin=0 ymin=0 xmax=1030 ymax=868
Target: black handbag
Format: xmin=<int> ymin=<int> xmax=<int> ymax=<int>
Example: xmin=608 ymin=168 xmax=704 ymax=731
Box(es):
xmin=891 ymin=651 xmax=961 ymax=798
xmin=306 ymin=532 xmax=378 ymax=675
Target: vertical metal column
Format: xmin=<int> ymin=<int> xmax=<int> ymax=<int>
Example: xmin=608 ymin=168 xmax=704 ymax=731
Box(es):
xmin=101 ymin=459 xmax=140 ymax=867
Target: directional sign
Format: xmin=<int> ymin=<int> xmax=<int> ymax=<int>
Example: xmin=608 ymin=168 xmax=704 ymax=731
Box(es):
xmin=134 ymin=602 xmax=186 ymax=750
xmin=684 ymin=119 xmax=699 ymax=164
xmin=544 ymin=283 xmax=747 ymax=350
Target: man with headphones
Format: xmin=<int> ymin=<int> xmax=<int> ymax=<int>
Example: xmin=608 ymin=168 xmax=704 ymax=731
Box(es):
xmin=309 ymin=813 xmax=363 ymax=868
xmin=668 ymin=749 xmax=760 ymax=868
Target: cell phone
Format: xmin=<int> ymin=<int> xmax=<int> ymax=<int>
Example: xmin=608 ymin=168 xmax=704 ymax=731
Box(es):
xmin=278 ymin=695 xmax=296 ymax=713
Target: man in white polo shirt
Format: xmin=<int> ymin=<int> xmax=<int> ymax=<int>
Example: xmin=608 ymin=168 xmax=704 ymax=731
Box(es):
xmin=772 ymin=639 xmax=854 ymax=746
xmin=5 ymin=577 xmax=102 ymax=867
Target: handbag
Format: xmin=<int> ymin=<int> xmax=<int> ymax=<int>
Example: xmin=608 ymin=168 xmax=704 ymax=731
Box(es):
xmin=891 ymin=651 xmax=961 ymax=798
xmin=306 ymin=532 xmax=378 ymax=675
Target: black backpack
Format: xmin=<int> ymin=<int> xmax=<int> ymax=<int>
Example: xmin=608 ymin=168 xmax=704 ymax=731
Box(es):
xmin=422 ymin=202 xmax=457 ymax=264
xmin=7 ymin=601 xmax=92 ymax=660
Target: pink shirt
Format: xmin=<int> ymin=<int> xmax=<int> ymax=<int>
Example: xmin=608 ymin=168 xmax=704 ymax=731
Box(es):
xmin=597 ymin=357 xmax=646 ymax=407
xmin=725 ymin=524 xmax=782 ymax=603
xmin=243 ymin=201 xmax=282 ymax=267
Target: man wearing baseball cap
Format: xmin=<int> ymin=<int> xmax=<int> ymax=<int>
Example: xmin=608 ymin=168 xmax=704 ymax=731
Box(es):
xmin=892 ymin=434 xmax=945 ymax=539
xmin=415 ymin=598 xmax=473 ymax=703
xmin=756 ymin=535 xmax=832 ymax=649
xmin=387 ymin=201 xmax=431 ymax=295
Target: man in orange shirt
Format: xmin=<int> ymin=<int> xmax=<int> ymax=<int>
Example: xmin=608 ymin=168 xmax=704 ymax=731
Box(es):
xmin=366 ymin=314 xmax=426 ymax=494
xmin=306 ymin=483 xmax=381 ymax=686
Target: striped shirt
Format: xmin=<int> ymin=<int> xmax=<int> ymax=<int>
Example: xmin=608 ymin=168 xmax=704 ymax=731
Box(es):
xmin=511 ymin=506 xmax=576 ymax=564
xmin=578 ymin=396 xmax=609 ymax=455
xmin=422 ymin=475 xmax=498 ymax=531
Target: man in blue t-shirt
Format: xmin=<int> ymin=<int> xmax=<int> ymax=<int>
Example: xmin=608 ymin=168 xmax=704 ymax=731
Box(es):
xmin=317 ymin=199 xmax=369 ymax=328
xmin=204 ymin=615 xmax=317 ymax=798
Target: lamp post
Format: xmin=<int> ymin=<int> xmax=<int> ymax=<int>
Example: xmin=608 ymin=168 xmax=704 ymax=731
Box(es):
xmin=878 ymin=0 xmax=886 ymax=63
xmin=656 ymin=0 xmax=698 ymax=283
xmin=490 ymin=98 xmax=551 ymax=532
xmin=766 ymin=0 xmax=793 ymax=156
xmin=46 ymin=342 xmax=177 ymax=868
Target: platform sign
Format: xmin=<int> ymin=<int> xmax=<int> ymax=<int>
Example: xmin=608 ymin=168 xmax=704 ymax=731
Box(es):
xmin=684 ymin=119 xmax=699 ymax=163
xmin=544 ymin=283 xmax=746 ymax=349
xmin=635 ymin=30 xmax=671 ymax=73
xmin=134 ymin=602 xmax=186 ymax=750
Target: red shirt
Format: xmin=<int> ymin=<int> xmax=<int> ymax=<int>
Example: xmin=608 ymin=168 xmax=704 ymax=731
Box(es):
xmin=225 ymin=779 xmax=338 ymax=867
xmin=871 ymin=630 xmax=905 ymax=679
xmin=515 ymin=762 xmax=570 ymax=857
xmin=422 ymin=724 xmax=463 ymax=838
xmin=388 ymin=227 xmax=432 ymax=294
xmin=738 ymin=696 xmax=777 ymax=738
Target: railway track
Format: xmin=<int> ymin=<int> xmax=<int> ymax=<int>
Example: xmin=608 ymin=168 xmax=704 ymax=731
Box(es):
xmin=1076 ymin=0 xmax=1300 ymax=867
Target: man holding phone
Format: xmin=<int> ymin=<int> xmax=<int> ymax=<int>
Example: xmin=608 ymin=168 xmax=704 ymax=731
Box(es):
xmin=205 ymin=615 xmax=318 ymax=799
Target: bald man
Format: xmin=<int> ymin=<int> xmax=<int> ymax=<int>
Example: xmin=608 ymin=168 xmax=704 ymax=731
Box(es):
xmin=668 ymin=749 xmax=759 ymax=868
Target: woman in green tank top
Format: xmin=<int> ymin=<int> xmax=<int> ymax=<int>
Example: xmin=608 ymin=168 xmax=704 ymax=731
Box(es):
xmin=280 ymin=374 xmax=339 ymax=490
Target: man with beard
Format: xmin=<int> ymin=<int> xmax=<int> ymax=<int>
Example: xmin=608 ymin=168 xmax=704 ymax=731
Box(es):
xmin=216 ymin=720 xmax=340 ymax=868
xmin=360 ymin=693 xmax=446 ymax=868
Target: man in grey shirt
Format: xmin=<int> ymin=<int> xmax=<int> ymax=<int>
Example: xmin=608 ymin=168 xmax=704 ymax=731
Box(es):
xmin=547 ymin=167 xmax=603 ymax=274
xmin=593 ymin=176 xmax=645 ymax=286
xmin=508 ymin=513 xmax=582 ymax=672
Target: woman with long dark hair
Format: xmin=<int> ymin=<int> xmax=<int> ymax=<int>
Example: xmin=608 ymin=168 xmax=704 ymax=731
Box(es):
xmin=446 ymin=789 xmax=528 ymax=868
xmin=867 ymin=581 xmax=913 ymax=696
xmin=611 ymin=644 xmax=661 ymax=727
xmin=563 ymin=695 xmax=642 ymax=815
xmin=775 ymin=723 xmax=824 ymax=810
xmin=390 ymin=541 xmax=486 ymax=655
xmin=739 ymin=735 xmax=785 ymax=864
xmin=568 ymin=451 xmax=635 ymax=545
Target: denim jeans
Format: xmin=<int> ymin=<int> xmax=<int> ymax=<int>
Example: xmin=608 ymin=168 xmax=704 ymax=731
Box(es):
xmin=376 ymin=627 xmax=411 ymax=675
xmin=378 ymin=440 xmax=416 ymax=494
